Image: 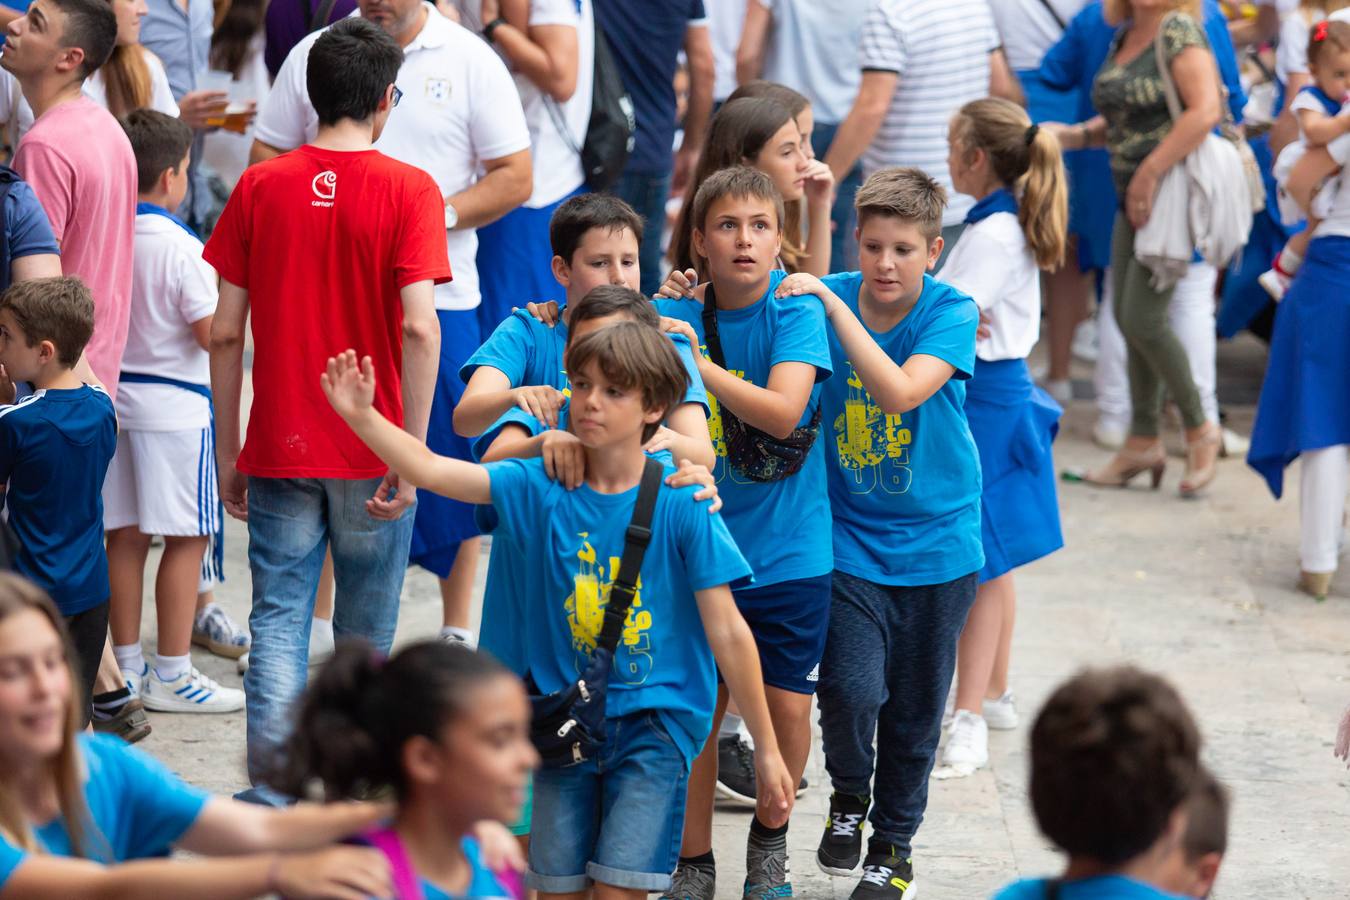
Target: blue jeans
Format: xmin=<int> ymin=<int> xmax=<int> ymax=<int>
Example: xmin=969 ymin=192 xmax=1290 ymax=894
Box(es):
xmin=817 ymin=569 xmax=977 ymax=854
xmin=526 ymin=711 xmax=690 ymax=893
xmin=243 ymin=476 xmax=415 ymax=785
xmin=613 ymin=170 xmax=671 ymax=297
xmin=814 ymin=120 xmax=864 ymax=274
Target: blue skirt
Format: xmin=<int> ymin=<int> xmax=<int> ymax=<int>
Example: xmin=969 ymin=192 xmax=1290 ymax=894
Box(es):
xmin=474 ymin=190 xmax=581 ymax=338
xmin=964 ymin=358 xmax=1065 ymax=583
xmin=409 ymin=309 xmax=484 ymax=577
xmin=1219 ymin=133 xmax=1295 ymax=338
xmin=1247 ymin=235 xmax=1350 ymax=499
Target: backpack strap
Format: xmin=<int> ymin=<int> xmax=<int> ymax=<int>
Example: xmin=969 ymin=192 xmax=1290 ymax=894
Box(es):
xmin=307 ymin=0 xmax=341 ymax=34
xmin=363 ymin=828 xmax=426 ymax=900
xmin=593 ymin=456 xmax=662 ymax=655
xmin=699 ymin=283 xmax=728 ymax=370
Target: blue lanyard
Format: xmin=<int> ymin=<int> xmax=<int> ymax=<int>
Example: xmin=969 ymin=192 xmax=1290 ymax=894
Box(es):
xmin=964 ymin=187 xmax=1018 ymax=225
xmin=135 ymin=202 xmax=199 ymax=239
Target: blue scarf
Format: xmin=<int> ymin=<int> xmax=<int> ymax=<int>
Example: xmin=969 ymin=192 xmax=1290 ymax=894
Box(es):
xmin=965 ymin=188 xmax=1018 ymax=225
xmin=1298 ymin=84 xmax=1343 ymax=117
xmin=136 ymin=201 xmax=198 ymax=239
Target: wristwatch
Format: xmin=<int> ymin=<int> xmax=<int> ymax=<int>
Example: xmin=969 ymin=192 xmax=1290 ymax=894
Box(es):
xmin=482 ymin=17 xmax=507 ymax=43
xmin=445 ymin=203 xmax=459 ymax=230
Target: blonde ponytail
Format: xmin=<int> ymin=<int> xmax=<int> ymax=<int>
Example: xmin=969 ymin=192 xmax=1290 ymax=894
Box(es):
xmin=950 ymin=97 xmax=1068 ymax=270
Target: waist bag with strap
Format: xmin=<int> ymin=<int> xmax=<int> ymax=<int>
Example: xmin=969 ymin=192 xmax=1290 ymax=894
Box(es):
xmin=527 ymin=456 xmax=662 ymax=768
xmin=700 ymin=284 xmax=821 ymax=483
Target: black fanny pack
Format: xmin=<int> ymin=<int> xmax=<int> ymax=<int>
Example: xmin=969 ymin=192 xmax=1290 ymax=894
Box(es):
xmin=526 ymin=457 xmax=662 ymax=768
xmin=701 ymin=284 xmax=821 ymax=483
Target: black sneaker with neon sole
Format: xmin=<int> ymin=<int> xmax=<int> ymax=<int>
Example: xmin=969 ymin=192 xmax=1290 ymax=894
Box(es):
xmin=849 ymin=850 xmax=916 ymax=899
xmin=817 ymin=791 xmax=870 ymax=875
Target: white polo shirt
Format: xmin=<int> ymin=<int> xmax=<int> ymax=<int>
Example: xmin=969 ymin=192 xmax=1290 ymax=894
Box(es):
xmin=254 ymin=5 xmax=531 ymax=310
xmin=938 ymin=211 xmax=1041 ymax=362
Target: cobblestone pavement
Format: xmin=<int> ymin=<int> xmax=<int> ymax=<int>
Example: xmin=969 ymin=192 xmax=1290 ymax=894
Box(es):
xmin=140 ymin=335 xmax=1350 ymax=898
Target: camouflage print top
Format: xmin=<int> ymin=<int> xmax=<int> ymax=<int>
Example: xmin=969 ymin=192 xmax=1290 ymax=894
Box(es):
xmin=1091 ymin=12 xmax=1210 ymax=195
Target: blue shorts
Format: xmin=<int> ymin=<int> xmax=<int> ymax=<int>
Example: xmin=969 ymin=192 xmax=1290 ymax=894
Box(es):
xmin=526 ymin=711 xmax=689 ymax=893
xmin=728 ymin=572 xmax=833 ymax=695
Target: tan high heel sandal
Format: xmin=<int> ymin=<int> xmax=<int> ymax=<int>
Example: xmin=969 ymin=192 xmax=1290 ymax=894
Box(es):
xmin=1063 ymin=443 xmax=1167 ymax=489
xmin=1179 ymin=422 xmax=1221 ymax=498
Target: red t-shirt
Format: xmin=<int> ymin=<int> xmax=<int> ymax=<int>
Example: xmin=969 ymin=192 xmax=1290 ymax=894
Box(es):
xmin=205 ymin=146 xmax=451 ymax=479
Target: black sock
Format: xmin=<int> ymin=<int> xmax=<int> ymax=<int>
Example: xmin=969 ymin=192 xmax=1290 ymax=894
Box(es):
xmin=750 ymin=815 xmax=789 ymax=840
xmin=91 ymin=687 xmax=131 ymax=720
xmin=867 ymin=839 xmax=905 ymax=860
xmin=678 ymin=850 xmax=715 ymax=872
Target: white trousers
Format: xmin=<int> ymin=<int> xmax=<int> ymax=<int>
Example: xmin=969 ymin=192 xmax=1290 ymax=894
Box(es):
xmin=1095 ymin=262 xmax=1220 ymax=432
xmin=1301 ymin=444 xmax=1349 ymax=573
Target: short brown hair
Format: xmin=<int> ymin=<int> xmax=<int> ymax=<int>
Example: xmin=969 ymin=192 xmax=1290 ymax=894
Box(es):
xmin=1029 ymin=666 xmax=1202 ymax=866
xmin=854 ymin=167 xmax=947 ymax=241
xmin=121 ymin=108 xmax=193 ymax=194
xmin=567 ymin=285 xmax=659 ymax=343
xmin=1183 ymin=767 xmax=1229 ymax=860
xmin=0 ymin=277 xmax=96 ymax=368
xmin=550 ymin=193 xmax=645 ymax=264
xmin=1309 ymin=19 xmax=1350 ymax=68
xmin=564 ymin=321 xmax=689 ymax=443
xmin=691 ymin=166 xmax=784 ymax=239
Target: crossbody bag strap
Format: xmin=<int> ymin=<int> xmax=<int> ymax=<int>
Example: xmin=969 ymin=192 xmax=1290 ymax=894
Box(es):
xmin=308 ymin=0 xmax=340 ymax=34
xmin=699 ymin=283 xmax=728 ymax=369
xmin=1033 ymin=0 xmax=1066 ymax=31
xmin=593 ymin=456 xmax=663 ymax=654
xmin=1154 ymin=12 xmax=1185 ymax=122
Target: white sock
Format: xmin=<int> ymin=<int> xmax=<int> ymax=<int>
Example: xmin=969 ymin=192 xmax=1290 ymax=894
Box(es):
xmin=113 ymin=643 xmax=145 ymax=676
xmin=154 ymin=654 xmax=191 ymax=682
xmin=719 ymin=712 xmax=744 ymax=738
xmin=309 ymin=615 xmax=335 ymax=657
xmin=440 ymin=625 xmax=475 ymax=646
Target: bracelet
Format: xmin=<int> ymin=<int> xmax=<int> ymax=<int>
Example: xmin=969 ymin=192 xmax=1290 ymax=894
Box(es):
xmin=482 ymin=17 xmax=507 ymax=43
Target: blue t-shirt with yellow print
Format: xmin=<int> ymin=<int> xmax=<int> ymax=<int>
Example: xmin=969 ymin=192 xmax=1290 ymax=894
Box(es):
xmin=818 ymin=272 xmax=984 ymax=586
xmin=485 ymin=454 xmax=750 ymax=764
xmin=655 ymin=270 xmax=834 ymax=587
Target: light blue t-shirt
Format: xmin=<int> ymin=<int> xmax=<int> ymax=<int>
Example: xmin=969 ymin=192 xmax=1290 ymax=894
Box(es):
xmin=460 ymin=307 xmax=709 ymax=416
xmin=995 ymin=875 xmax=1189 ymax=900
xmin=655 ymin=270 xmax=834 ymax=586
xmin=818 ymin=272 xmax=984 ymax=586
xmin=0 ymin=733 xmax=209 ymax=887
xmin=419 ymin=837 xmax=513 ymax=899
xmin=486 ymin=455 xmax=751 ymax=763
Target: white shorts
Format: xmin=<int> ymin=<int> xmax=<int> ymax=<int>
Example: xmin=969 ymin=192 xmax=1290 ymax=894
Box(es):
xmin=103 ymin=428 xmax=221 ymax=538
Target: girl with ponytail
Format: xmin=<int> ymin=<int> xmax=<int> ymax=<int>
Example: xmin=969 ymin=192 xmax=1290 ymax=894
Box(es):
xmin=933 ymin=96 xmax=1069 ymax=776
xmin=272 ymin=640 xmax=537 ymax=899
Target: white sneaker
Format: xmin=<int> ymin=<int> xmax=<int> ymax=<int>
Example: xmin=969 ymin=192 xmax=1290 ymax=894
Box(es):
xmin=1071 ymin=315 xmax=1099 ymax=363
xmin=1092 ymin=420 xmax=1128 ymax=451
xmin=141 ymin=666 xmax=245 ymax=714
xmin=982 ymin=691 xmax=1020 ymax=730
xmin=940 ymin=710 xmax=989 ymax=772
xmin=1219 ymin=427 xmax=1250 ymax=459
xmin=121 ymin=664 xmax=147 ymax=698
xmin=1043 ymin=378 xmax=1073 ymax=407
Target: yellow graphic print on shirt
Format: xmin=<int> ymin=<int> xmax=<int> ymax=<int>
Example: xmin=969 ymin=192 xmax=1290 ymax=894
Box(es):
xmin=700 ymin=345 xmax=747 ymax=482
xmin=565 ymin=533 xmax=653 ymax=684
xmin=834 ymin=363 xmax=913 ymax=495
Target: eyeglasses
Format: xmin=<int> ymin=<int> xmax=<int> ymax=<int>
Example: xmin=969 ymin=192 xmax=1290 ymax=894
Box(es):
xmin=391 ymin=85 xmax=403 ymax=107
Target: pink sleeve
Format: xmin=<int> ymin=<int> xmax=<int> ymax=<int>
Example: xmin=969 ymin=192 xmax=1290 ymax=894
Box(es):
xmin=12 ymin=139 xmax=74 ymax=243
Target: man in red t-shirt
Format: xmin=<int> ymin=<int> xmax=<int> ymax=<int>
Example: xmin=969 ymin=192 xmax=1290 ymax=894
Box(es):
xmin=204 ymin=16 xmax=449 ymax=794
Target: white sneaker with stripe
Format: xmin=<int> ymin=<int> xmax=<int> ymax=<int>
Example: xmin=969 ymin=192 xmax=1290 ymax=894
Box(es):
xmin=141 ymin=666 xmax=244 ymax=714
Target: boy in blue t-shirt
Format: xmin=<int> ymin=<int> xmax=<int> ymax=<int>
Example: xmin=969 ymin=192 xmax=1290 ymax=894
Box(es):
xmin=322 ymin=322 xmax=795 ymax=898
xmin=0 ymin=276 xmax=116 ymax=724
xmin=774 ymin=167 xmax=983 ymax=899
xmin=655 ymin=166 xmax=834 ymax=899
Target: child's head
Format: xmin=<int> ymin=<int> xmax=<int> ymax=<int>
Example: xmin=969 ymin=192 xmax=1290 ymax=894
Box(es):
xmin=564 ymin=320 xmax=688 ymax=445
xmin=1308 ymin=19 xmax=1350 ymax=99
xmin=0 ymin=276 xmax=95 ymax=381
xmin=120 ymin=107 xmax=193 ymax=209
xmin=690 ymin=166 xmax=783 ymax=292
xmin=1029 ymin=666 xmax=1202 ymax=869
xmin=948 ymin=97 xmax=1067 ymax=269
xmin=853 ymin=167 xmax=947 ymax=306
xmin=1156 ymin=767 xmax=1229 ymax=898
xmin=726 ymin=80 xmax=814 ymax=155
xmin=307 ymin=17 xmax=403 ymax=132
xmin=671 ymin=97 xmax=804 ymax=275
xmin=566 ymin=285 xmax=659 ymax=345
xmin=0 ymin=574 xmax=89 ymax=854
xmin=549 ymin=193 xmax=644 ymax=303
xmin=274 ymin=640 xmax=536 ymax=827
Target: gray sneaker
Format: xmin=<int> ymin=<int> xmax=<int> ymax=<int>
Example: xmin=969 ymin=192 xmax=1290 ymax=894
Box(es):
xmin=744 ymin=829 xmax=792 ymax=898
xmin=661 ymin=862 xmax=716 ymax=900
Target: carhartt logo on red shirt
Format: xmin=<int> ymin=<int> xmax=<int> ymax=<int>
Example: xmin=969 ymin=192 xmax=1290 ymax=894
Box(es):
xmin=311 ymin=171 xmax=337 ymax=207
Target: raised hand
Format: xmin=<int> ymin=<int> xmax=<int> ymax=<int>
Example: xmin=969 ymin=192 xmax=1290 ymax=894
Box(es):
xmin=320 ymin=350 xmax=377 ymax=421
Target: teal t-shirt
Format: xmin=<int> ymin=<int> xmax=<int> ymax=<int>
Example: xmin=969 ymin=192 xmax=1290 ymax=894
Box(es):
xmin=460 ymin=307 xmax=709 ymax=415
xmin=818 ymin=272 xmax=984 ymax=586
xmin=655 ymin=270 xmax=834 ymax=586
xmin=995 ymin=875 xmax=1189 ymax=900
xmin=418 ymin=837 xmax=513 ymax=899
xmin=0 ymin=734 xmax=209 ymax=888
xmin=485 ymin=455 xmax=751 ymax=763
